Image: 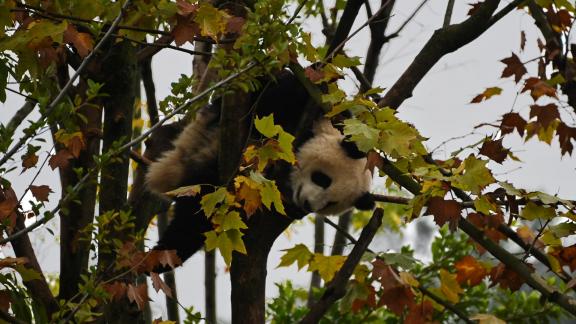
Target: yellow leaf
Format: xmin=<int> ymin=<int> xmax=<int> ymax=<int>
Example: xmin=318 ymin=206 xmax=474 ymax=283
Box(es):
xmin=439 ymin=269 xmax=463 ymax=304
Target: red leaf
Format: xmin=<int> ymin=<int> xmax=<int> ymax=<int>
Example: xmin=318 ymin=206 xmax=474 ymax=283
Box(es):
xmin=501 ymin=53 xmax=527 ymax=83
xmin=379 ymin=285 xmax=415 ymax=315
xmin=405 ymin=300 xmax=434 ymax=324
xmin=127 ymin=283 xmax=148 ymax=310
xmin=479 ymin=138 xmax=509 ymax=164
xmin=63 ymin=24 xmax=93 ymax=58
xmin=500 ymin=112 xmax=527 ymax=136
xmin=172 ymin=16 xmax=200 ymax=46
xmin=150 ymin=272 xmax=173 ymax=297
xmin=176 ymin=0 xmax=198 ymax=16
xmin=529 ymin=103 xmax=559 ymax=129
xmin=425 ymin=197 xmax=461 ymax=231
xmin=29 ymin=185 xmax=53 ymax=202
xmin=144 ymin=249 xmax=182 ymax=273
xmin=467 ymin=213 xmax=505 ymax=242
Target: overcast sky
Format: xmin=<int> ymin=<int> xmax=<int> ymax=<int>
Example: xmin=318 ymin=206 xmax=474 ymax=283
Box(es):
xmin=1 ymin=1 xmax=576 ymax=322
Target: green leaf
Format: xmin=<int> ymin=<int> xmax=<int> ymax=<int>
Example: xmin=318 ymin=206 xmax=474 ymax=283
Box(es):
xmin=0 ymin=20 xmax=68 ymax=51
xmin=204 ymin=229 xmax=246 ymax=266
xmin=331 ymin=54 xmax=361 ymax=68
xmin=451 ymin=155 xmax=496 ymax=194
xmin=220 ymin=211 xmax=248 ymax=231
xmin=521 ymin=201 xmax=556 ymax=220
xmin=251 ymin=172 xmax=285 ymax=215
xmin=254 ymin=114 xmax=281 ymax=138
xmin=342 ymin=119 xmax=379 ymax=152
xmin=194 ymin=3 xmax=229 ymax=40
xmin=277 ymin=244 xmax=313 ymax=270
xmin=200 ymin=187 xmax=230 ymax=217
xmin=309 ymin=254 xmax=346 ymax=282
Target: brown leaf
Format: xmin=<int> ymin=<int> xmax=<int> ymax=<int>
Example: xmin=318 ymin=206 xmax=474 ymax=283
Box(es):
xmin=0 ymin=184 xmax=18 ymax=230
xmin=172 ymin=16 xmax=200 ymax=46
xmin=556 ymin=122 xmax=576 ymax=156
xmin=501 ymin=53 xmax=527 ymax=83
xmin=489 ymin=263 xmax=529 ymax=291
xmin=29 ymin=185 xmax=52 ymax=202
xmin=226 ymin=16 xmax=245 ymax=34
xmin=144 ymin=249 xmax=182 ymax=273
xmin=455 ymin=255 xmax=488 ymax=286
xmin=467 ymin=213 xmax=506 ymax=242
xmin=21 ymin=152 xmax=38 ymax=170
xmin=127 ymin=283 xmax=148 ymax=310
xmin=405 ymin=300 xmax=434 ymax=324
xmin=63 ymin=24 xmax=93 ymax=58
xmin=150 ymin=272 xmax=173 ymax=297
xmin=351 ymin=284 xmax=376 ymax=313
xmin=176 ymin=0 xmax=198 ymax=16
xmin=520 ymin=31 xmax=526 ymax=51
xmin=0 ymin=257 xmax=28 ymax=269
xmin=516 ymin=226 xmax=544 ymax=249
xmin=479 ymin=138 xmax=509 ymax=164
xmin=500 ymin=112 xmax=527 ymax=136
xmin=379 ymin=285 xmax=415 ymax=315
xmin=522 ymin=77 xmax=557 ymax=100
xmin=304 ymin=66 xmax=324 ymax=83
xmin=550 ymin=244 xmax=576 ymax=272
xmin=365 ymin=151 xmax=384 ymax=171
xmin=529 ymin=103 xmax=559 ymax=129
xmin=49 ymin=149 xmax=74 ymax=170
xmin=103 ymin=281 xmax=127 ymax=301
xmin=425 ymin=197 xmax=461 ymax=231
xmin=470 ymin=87 xmax=502 ymax=103
xmin=67 ymin=134 xmax=85 ymax=158
xmin=547 ymin=8 xmax=572 ymax=32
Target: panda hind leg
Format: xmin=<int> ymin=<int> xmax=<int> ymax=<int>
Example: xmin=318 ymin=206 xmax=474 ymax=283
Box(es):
xmin=152 ymin=195 xmax=213 ymax=273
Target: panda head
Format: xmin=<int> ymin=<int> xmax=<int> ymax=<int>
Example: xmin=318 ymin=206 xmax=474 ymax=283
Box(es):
xmin=290 ymin=119 xmax=375 ymax=215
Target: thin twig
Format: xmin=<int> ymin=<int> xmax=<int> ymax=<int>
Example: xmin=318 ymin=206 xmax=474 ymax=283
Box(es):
xmin=443 ymin=0 xmax=456 ymax=27
xmin=419 ymin=286 xmax=474 ymax=323
xmin=0 ymin=0 xmax=132 ymax=167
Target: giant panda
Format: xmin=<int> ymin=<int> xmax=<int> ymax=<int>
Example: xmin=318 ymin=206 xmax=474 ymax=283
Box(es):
xmin=144 ymin=71 xmax=375 ymax=267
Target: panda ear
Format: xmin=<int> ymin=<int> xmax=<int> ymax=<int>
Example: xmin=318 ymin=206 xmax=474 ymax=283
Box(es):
xmin=340 ymin=139 xmax=366 ymax=159
xmin=354 ymin=192 xmax=375 ymax=210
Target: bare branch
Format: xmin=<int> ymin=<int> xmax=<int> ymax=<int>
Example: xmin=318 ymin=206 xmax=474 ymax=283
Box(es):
xmin=5 ymin=100 xmax=36 ymax=134
xmin=443 ymin=0 xmax=456 ymax=27
xmin=363 ymin=0 xmax=395 ymax=86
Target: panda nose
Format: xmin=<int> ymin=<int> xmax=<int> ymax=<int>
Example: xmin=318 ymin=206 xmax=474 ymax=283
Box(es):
xmin=303 ymin=200 xmax=312 ymax=212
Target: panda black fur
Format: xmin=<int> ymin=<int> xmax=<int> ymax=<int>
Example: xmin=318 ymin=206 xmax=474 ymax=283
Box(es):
xmin=145 ymin=71 xmax=374 ymax=267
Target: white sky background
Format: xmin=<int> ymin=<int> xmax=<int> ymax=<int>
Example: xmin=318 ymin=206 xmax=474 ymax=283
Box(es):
xmin=1 ymin=0 xmax=576 ymax=322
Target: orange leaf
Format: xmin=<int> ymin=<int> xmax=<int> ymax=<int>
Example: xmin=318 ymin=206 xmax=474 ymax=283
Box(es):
xmin=455 ymin=255 xmax=488 ymax=286
xmin=127 ymin=283 xmax=148 ymax=310
xmin=151 ymin=272 xmax=173 ymax=297
xmin=64 ymin=25 xmax=93 ymax=58
xmin=21 ymin=152 xmax=38 ymax=170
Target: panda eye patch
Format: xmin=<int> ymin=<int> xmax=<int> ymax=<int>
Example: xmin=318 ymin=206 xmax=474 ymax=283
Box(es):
xmin=311 ymin=171 xmax=332 ymax=188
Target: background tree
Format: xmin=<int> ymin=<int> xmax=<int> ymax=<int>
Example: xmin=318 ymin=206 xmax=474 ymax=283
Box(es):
xmin=1 ymin=0 xmax=576 ymax=323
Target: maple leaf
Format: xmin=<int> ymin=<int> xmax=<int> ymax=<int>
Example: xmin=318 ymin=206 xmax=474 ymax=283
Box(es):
xmin=49 ymin=149 xmax=74 ymax=170
xmin=479 ymin=138 xmax=509 ymax=164
xmin=151 ymin=272 xmax=173 ymax=297
xmin=304 ymin=66 xmax=325 ymax=83
xmin=471 ymin=314 xmax=506 ymax=324
xmin=489 ymin=263 xmax=529 ymax=291
xmin=63 ymin=24 xmax=93 ymax=58
xmin=500 ymin=112 xmax=527 ymax=136
xmin=378 ymin=284 xmax=415 ymax=316
xmin=467 ymin=213 xmax=506 ymax=242
xmin=425 ymin=196 xmax=461 ymax=231
xmin=521 ymin=201 xmax=556 ymax=221
xmin=470 ymin=87 xmax=502 ymax=103
xmin=165 ymin=184 xmax=201 ymax=198
xmin=172 ymin=15 xmax=200 ymax=46
xmin=127 ymin=283 xmax=148 ymax=310
xmin=550 ymin=244 xmax=576 ymax=271
xmin=21 ymin=147 xmax=39 ymax=170
xmin=529 ymin=103 xmax=559 ymax=129
xmin=439 ymin=269 xmax=464 ymax=303
xmin=500 ymin=53 xmax=527 ymax=83
xmin=522 ymin=77 xmax=557 ymax=100
xmin=277 ymin=244 xmax=313 ymax=270
xmin=176 ymin=0 xmax=198 ymax=16
xmin=103 ymin=281 xmax=127 ymax=301
xmin=556 ymin=122 xmax=576 ymax=155
xmin=350 ymin=284 xmax=377 ymax=313
xmin=194 ymin=3 xmax=229 ymax=40
xmin=234 ymin=175 xmax=261 ymax=216
xmin=0 ymin=184 xmax=18 ymax=228
xmin=451 ymin=155 xmax=496 ymax=195
xmin=455 ymin=255 xmax=489 ymax=286
xmin=29 ymin=185 xmax=52 ymax=202
xmin=309 ymin=254 xmax=346 ymax=282
xmin=405 ymin=300 xmax=434 ymax=324
xmin=144 ymin=250 xmax=182 ymax=273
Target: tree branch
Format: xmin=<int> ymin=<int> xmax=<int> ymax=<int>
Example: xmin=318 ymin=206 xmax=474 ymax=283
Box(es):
xmin=363 ymin=0 xmax=395 ymax=86
xmin=378 ymin=0 xmax=500 ymax=109
xmin=300 ymin=208 xmax=384 ymax=324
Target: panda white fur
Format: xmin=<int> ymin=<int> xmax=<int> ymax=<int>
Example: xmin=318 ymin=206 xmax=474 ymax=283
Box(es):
xmin=145 ymin=71 xmax=374 ymax=267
